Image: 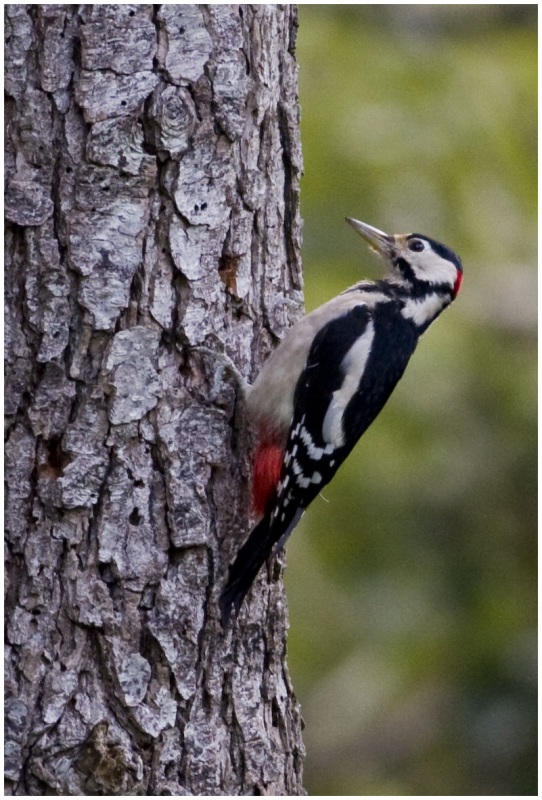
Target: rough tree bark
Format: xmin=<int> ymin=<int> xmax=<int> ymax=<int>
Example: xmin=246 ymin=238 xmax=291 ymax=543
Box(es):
xmin=5 ymin=5 xmax=305 ymax=795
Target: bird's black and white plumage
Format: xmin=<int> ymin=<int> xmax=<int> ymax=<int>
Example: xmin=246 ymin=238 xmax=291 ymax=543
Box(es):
xmin=219 ymin=218 xmax=463 ymax=626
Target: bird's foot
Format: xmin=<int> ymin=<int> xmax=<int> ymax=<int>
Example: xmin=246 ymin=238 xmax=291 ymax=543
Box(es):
xmin=188 ymin=345 xmax=250 ymax=403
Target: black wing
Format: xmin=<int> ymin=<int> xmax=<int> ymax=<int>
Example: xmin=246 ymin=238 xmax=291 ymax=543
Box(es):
xmin=270 ymin=299 xmax=419 ymax=534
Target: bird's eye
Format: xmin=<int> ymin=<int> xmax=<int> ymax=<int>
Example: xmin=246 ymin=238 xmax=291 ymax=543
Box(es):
xmin=408 ymin=239 xmax=425 ymax=253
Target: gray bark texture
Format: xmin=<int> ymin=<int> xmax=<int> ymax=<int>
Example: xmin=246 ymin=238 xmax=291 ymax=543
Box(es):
xmin=5 ymin=4 xmax=305 ymax=795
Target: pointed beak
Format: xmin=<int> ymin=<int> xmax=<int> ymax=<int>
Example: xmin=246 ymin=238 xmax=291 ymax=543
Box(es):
xmin=346 ymin=217 xmax=394 ymax=258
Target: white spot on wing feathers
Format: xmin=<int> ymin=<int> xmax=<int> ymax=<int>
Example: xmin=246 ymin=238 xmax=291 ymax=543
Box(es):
xmin=291 ymin=458 xmax=325 ymax=489
xmin=299 ymin=425 xmax=334 ymax=460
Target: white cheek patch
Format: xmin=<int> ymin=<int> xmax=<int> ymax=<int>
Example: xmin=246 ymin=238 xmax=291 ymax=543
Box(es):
xmin=322 ymin=321 xmax=375 ymax=448
xmin=411 ymin=252 xmax=457 ymax=286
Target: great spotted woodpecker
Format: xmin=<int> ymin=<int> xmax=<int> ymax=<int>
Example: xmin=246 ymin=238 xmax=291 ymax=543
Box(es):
xmin=219 ymin=218 xmax=463 ymax=626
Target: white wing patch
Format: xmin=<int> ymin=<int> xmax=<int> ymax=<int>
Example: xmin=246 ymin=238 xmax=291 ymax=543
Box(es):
xmin=322 ymin=320 xmax=375 ymax=448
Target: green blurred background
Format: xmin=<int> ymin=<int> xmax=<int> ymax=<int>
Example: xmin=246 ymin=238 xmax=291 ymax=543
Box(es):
xmin=285 ymin=6 xmax=537 ymax=796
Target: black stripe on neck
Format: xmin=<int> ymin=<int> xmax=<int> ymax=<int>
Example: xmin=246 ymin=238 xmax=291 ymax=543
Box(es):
xmin=395 ymin=257 xmax=416 ymax=283
xmin=392 ymin=259 xmax=454 ymax=298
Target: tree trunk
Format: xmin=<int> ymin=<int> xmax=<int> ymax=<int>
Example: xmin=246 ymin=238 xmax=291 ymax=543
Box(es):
xmin=5 ymin=4 xmax=305 ymax=795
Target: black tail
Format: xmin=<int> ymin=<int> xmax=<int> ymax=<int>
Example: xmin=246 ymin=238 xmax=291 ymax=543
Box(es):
xmin=219 ymin=514 xmax=275 ymax=628
xmin=219 ymin=506 xmax=304 ymax=628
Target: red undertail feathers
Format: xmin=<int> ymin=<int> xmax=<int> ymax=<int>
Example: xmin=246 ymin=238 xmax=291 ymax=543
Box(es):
xmin=252 ymin=442 xmax=283 ymax=516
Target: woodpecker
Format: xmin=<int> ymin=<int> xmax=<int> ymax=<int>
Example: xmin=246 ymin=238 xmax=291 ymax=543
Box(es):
xmin=220 ymin=218 xmax=463 ymax=626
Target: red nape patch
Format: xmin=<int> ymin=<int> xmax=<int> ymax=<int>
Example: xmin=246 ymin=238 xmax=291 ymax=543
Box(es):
xmin=454 ymin=271 xmax=463 ymax=297
xmin=252 ymin=443 xmax=284 ymax=517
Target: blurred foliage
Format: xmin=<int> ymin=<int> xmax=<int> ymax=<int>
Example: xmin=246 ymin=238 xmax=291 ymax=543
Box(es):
xmin=284 ymin=5 xmax=537 ymax=796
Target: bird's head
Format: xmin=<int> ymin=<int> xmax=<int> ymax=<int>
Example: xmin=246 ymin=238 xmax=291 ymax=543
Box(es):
xmin=346 ymin=217 xmax=463 ymax=299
